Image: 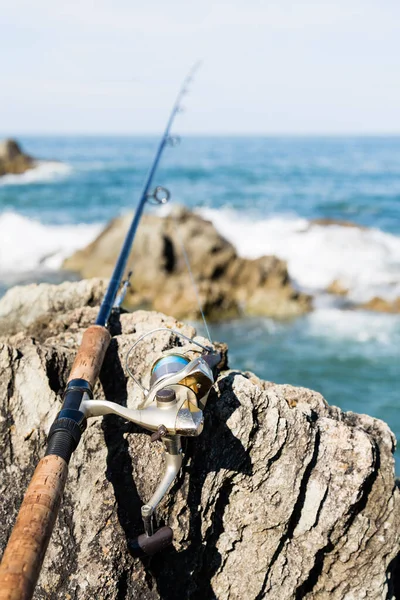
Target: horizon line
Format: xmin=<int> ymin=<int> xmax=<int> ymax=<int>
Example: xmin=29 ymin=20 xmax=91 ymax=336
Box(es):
xmin=2 ymin=131 xmax=400 ymax=138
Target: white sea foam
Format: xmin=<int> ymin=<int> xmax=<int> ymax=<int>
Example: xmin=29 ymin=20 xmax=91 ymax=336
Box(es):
xmin=0 ymin=212 xmax=102 ymax=273
xmin=305 ymin=308 xmax=400 ymax=348
xmin=0 ymin=161 xmax=72 ymax=186
xmin=199 ymin=208 xmax=400 ymax=303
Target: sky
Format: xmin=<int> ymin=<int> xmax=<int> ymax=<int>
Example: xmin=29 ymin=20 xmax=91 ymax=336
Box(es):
xmin=1 ymin=0 xmax=400 ymax=135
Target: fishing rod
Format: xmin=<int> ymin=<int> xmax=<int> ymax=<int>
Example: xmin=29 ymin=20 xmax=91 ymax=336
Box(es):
xmin=0 ymin=64 xmax=221 ymax=600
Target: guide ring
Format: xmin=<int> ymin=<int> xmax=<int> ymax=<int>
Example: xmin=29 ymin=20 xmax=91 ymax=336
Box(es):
xmin=167 ymin=136 xmax=181 ymax=147
xmin=147 ymin=186 xmax=171 ymax=205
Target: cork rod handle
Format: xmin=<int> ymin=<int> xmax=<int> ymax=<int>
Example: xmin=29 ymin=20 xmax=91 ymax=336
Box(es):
xmin=0 ymin=325 xmax=111 ymax=600
xmin=0 ymin=456 xmax=68 ymax=600
xmin=68 ymin=325 xmax=111 ymax=386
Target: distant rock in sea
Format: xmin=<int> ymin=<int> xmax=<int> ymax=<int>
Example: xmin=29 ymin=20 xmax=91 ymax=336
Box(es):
xmin=326 ymin=282 xmax=400 ymax=313
xmin=310 ymin=217 xmax=367 ymax=230
xmin=359 ymin=296 xmax=400 ymax=314
xmin=326 ymin=279 xmax=349 ymax=296
xmin=63 ymin=206 xmax=312 ymax=320
xmin=0 ymin=138 xmax=34 ymax=177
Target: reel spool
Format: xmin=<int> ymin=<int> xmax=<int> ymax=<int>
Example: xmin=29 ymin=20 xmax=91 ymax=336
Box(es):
xmin=125 ymin=328 xmax=218 ymax=412
xmin=150 ymin=354 xmax=190 ymax=386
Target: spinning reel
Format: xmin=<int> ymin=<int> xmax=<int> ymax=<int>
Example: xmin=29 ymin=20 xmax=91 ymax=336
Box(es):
xmin=80 ymin=328 xmax=220 ymax=556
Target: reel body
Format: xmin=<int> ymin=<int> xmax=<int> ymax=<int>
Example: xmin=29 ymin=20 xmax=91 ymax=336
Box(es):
xmin=79 ymin=328 xmax=220 ymax=556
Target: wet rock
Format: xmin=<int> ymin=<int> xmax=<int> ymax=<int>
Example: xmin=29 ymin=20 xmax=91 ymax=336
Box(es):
xmin=326 ymin=279 xmax=349 ymax=296
xmin=309 ymin=218 xmax=367 ymax=230
xmin=63 ymin=206 xmax=312 ymax=320
xmin=0 ymin=280 xmax=399 ymax=599
xmin=359 ymin=296 xmax=400 ymax=314
xmin=0 ymin=138 xmax=34 ymax=176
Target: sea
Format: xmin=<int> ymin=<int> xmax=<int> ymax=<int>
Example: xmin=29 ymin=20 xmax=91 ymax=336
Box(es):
xmin=0 ymin=136 xmax=399 ymax=467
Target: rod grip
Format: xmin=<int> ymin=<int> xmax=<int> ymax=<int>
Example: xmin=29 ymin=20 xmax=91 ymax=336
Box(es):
xmin=68 ymin=325 xmax=111 ymax=387
xmin=0 ymin=455 xmax=68 ymax=600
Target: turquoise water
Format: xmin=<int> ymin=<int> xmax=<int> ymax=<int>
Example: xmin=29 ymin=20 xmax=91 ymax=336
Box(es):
xmin=211 ymin=312 xmax=400 ymax=429
xmin=1 ymin=136 xmax=400 ymax=231
xmin=0 ymin=136 xmax=399 ymax=466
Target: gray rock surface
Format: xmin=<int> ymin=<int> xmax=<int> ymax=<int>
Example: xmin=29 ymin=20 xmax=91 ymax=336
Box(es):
xmin=0 ymin=280 xmax=399 ymax=599
xmin=0 ymin=278 xmax=108 ymax=336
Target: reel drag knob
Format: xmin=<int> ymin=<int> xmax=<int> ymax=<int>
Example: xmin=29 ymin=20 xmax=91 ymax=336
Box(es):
xmin=156 ymin=388 xmax=177 ymax=407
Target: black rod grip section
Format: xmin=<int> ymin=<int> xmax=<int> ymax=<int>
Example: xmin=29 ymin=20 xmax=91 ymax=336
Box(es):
xmin=45 ymin=430 xmax=76 ymax=463
xmin=45 ymin=417 xmax=84 ymax=463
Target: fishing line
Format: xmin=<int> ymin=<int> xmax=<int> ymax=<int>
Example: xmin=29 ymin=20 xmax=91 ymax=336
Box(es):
xmin=171 ymin=208 xmax=212 ymax=342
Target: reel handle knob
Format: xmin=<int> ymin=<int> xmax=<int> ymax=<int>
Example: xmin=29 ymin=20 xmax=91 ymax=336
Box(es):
xmin=128 ymin=526 xmax=173 ymax=558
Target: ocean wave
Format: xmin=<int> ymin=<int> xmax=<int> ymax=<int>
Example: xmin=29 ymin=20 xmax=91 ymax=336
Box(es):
xmin=199 ymin=208 xmax=400 ymax=303
xmin=0 ymin=161 xmax=73 ymax=186
xmin=305 ymin=308 xmax=400 ymax=348
xmin=0 ymin=212 xmax=102 ymax=273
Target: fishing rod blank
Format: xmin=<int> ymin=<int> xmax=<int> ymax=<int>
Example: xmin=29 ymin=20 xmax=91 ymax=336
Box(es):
xmin=96 ymin=62 xmax=200 ymax=327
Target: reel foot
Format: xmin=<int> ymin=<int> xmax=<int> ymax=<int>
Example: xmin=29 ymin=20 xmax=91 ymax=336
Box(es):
xmin=128 ymin=526 xmax=173 ymax=558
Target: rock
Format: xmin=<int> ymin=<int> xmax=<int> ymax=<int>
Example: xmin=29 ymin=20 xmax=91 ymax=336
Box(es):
xmin=63 ymin=207 xmax=312 ymax=320
xmin=326 ymin=279 xmax=349 ymax=296
xmin=359 ymin=296 xmax=400 ymax=314
xmin=327 ymin=287 xmax=400 ymax=313
xmin=0 ymin=280 xmax=399 ymax=599
xmin=0 ymin=278 xmax=108 ymax=337
xmin=310 ymin=218 xmax=366 ymax=230
xmin=0 ymin=138 xmax=34 ymax=176
xmin=227 ymin=255 xmax=311 ymax=318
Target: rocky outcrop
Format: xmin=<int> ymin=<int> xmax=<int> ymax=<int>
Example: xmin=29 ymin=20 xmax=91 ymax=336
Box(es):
xmin=0 ymin=279 xmax=399 ymax=599
xmin=326 ymin=279 xmax=349 ymax=296
xmin=0 ymin=278 xmax=108 ymax=337
xmin=359 ymin=296 xmax=400 ymax=314
xmin=63 ymin=206 xmax=312 ymax=320
xmin=310 ymin=218 xmax=366 ymax=230
xmin=324 ymin=286 xmax=400 ymax=314
xmin=0 ymin=139 xmax=34 ymax=176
